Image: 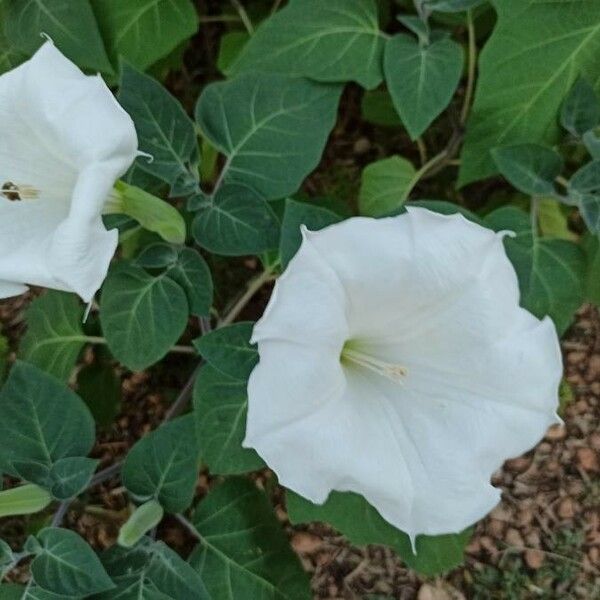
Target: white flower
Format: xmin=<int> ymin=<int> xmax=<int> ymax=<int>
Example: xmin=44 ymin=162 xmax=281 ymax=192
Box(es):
xmin=244 ymin=207 xmax=562 ymax=542
xmin=0 ymin=42 xmax=137 ymax=303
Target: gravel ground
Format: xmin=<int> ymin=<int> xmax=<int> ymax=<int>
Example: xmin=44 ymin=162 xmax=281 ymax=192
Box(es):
xmin=1 ymin=296 xmax=598 ymax=599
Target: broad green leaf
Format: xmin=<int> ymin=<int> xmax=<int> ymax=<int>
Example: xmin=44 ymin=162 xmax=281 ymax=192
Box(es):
xmin=0 ymin=28 xmax=26 ymax=74
xmin=136 ymin=243 xmax=180 ymax=268
xmin=108 ymin=181 xmax=186 ymax=245
xmin=28 ymin=528 xmax=114 ymax=596
xmin=408 ymin=199 xmax=484 ymax=225
xmin=459 ymin=0 xmax=600 ymax=186
xmin=359 ymin=155 xmax=416 ymax=216
xmin=361 ymin=89 xmax=403 ymax=127
xmin=147 ymin=542 xmax=210 ymax=599
xmin=491 ymin=144 xmax=563 ymax=197
xmin=229 ymin=0 xmax=385 ymax=89
xmin=218 ymin=31 xmax=250 ymax=74
xmin=582 ymin=233 xmax=600 ymax=305
xmin=100 ymin=264 xmax=189 ymax=371
xmin=122 ymin=415 xmax=198 ymax=513
xmin=560 ymin=77 xmax=600 ymax=137
xmin=0 ymin=484 xmax=52 ymax=518
xmin=119 ymin=65 xmax=199 ymax=196
xmin=537 ymin=199 xmax=577 ymax=241
xmin=194 ymin=322 xmax=257 ymax=381
xmin=77 ymin=363 xmax=122 ymax=428
xmin=165 ymin=248 xmax=213 ymax=317
xmin=0 ymin=362 xmax=95 ymax=481
xmin=425 ymin=0 xmax=485 ymax=11
xmin=0 ymin=585 xmax=26 ymax=600
xmin=118 ymin=500 xmax=164 ymax=548
xmin=196 ymin=73 xmax=342 ymax=200
xmin=287 ymin=491 xmax=471 ymax=576
xmin=193 ymin=364 xmax=264 ymax=475
xmin=384 ymin=34 xmax=463 ymax=139
xmin=3 ymin=0 xmax=112 ymax=73
xmin=92 ymin=0 xmax=198 ymax=71
xmin=280 ymin=198 xmax=343 ymax=268
xmin=190 ymin=479 xmax=310 ymax=599
xmin=20 ymin=291 xmax=87 ymax=382
xmin=485 ymin=206 xmax=585 ymax=334
xmin=567 ymin=160 xmax=600 ymax=234
xmin=192 ymin=184 xmax=280 ymax=256
xmin=583 ymin=129 xmax=600 ymax=160
xmin=49 ymin=457 xmax=98 ymax=501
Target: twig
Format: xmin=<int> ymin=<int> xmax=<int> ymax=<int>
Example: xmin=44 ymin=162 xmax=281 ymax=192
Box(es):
xmin=218 ymin=268 xmax=275 ymax=327
xmin=50 ymin=501 xmax=70 ymax=528
xmin=229 ymin=0 xmax=254 ymax=33
xmin=164 ymin=362 xmax=204 ymax=421
xmin=460 ymin=10 xmax=477 ymax=126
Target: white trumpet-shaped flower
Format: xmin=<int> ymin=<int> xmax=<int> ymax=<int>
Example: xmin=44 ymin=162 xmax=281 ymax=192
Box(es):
xmin=0 ymin=42 xmax=138 ymax=303
xmin=244 ymin=207 xmax=562 ymax=541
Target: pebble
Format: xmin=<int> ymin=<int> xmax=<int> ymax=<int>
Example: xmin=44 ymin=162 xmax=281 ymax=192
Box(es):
xmin=524 ymin=548 xmax=545 ymax=569
xmin=545 ymin=423 xmax=567 ymax=441
xmin=576 ymin=447 xmax=600 ymax=472
xmin=558 ymin=497 xmax=577 ymax=519
xmin=505 ymin=528 xmax=524 ymax=547
xmin=291 ymin=532 xmax=323 ymax=554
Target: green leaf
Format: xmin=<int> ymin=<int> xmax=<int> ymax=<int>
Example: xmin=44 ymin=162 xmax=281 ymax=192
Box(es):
xmin=361 ymin=89 xmax=402 ymax=127
xmin=0 ymin=362 xmax=95 ymax=482
xmin=196 ymin=73 xmax=342 ymax=200
xmin=136 ymin=243 xmax=180 ymax=268
xmin=384 ymin=34 xmax=463 ymax=139
xmin=122 ymin=415 xmax=198 ymax=513
xmin=77 ymin=363 xmax=122 ymax=428
xmin=582 ymin=233 xmax=600 ymax=305
xmin=218 ymin=31 xmax=250 ymax=74
xmin=108 ymin=181 xmax=186 ymax=245
xmin=359 ymin=155 xmax=416 ymax=216
xmin=192 ymin=184 xmax=280 ymax=256
xmin=118 ymin=500 xmax=164 ymax=548
xmin=0 ymin=28 xmax=26 ymax=75
xmin=0 ymin=585 xmax=26 ymax=600
xmin=583 ymin=129 xmax=600 ymax=160
xmin=92 ymin=0 xmax=198 ymax=71
xmin=485 ymin=206 xmax=585 ymax=334
xmin=459 ymin=0 xmax=600 ymax=186
xmin=147 ymin=541 xmax=210 ymax=599
xmin=280 ymin=198 xmax=343 ymax=268
xmin=287 ymin=491 xmax=471 ymax=576
xmin=229 ymin=0 xmax=385 ymax=89
xmin=408 ymin=199 xmax=484 ymax=224
xmin=165 ymin=248 xmax=213 ymax=317
xmin=119 ymin=65 xmax=199 ymax=195
xmin=29 ymin=528 xmax=114 ymax=596
xmin=567 ymin=160 xmax=600 ymax=234
xmin=0 ymin=484 xmax=52 ymax=518
xmin=193 ymin=364 xmax=264 ymax=475
xmin=194 ymin=322 xmax=257 ymax=381
xmin=190 ymin=479 xmax=310 ymax=599
xmin=20 ymin=291 xmax=87 ymax=382
xmin=537 ymin=199 xmax=577 ymax=241
xmin=491 ymin=144 xmax=563 ymax=197
xmin=560 ymin=77 xmax=600 ymax=137
xmin=100 ymin=264 xmax=189 ymax=371
xmin=3 ymin=0 xmax=112 ymax=73
xmin=49 ymin=457 xmax=98 ymax=500
xmin=425 ymin=0 xmax=485 ymax=11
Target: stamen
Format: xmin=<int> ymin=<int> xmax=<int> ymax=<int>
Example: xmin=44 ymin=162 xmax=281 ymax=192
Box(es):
xmin=341 ymin=347 xmax=408 ymax=384
xmin=1 ymin=182 xmax=40 ymax=201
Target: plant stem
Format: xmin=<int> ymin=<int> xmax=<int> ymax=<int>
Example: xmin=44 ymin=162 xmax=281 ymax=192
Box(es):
xmin=175 ymin=513 xmax=202 ymax=541
xmin=230 ymin=0 xmax=254 ymax=33
xmin=416 ymin=137 xmax=428 ymax=165
xmin=460 ymin=10 xmax=477 ymax=126
xmin=218 ymin=268 xmax=275 ymax=327
xmin=199 ymin=15 xmax=243 ymax=23
xmin=86 ymin=336 xmax=195 ymax=356
xmin=270 ymin=0 xmax=283 ymax=14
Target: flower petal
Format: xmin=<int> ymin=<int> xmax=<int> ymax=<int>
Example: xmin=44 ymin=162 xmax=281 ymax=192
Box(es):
xmin=0 ymin=42 xmax=137 ymax=301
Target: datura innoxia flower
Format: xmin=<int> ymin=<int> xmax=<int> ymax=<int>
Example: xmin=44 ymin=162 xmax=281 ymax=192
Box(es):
xmin=0 ymin=42 xmax=137 ymax=303
xmin=244 ymin=208 xmax=562 ymax=541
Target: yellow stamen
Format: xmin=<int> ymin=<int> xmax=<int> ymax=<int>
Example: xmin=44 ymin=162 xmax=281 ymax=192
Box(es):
xmin=341 ymin=347 xmax=408 ymax=384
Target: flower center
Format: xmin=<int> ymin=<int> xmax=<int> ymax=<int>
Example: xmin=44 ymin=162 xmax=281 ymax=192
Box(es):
xmin=341 ymin=345 xmax=408 ymax=384
xmin=1 ymin=181 xmax=39 ymax=201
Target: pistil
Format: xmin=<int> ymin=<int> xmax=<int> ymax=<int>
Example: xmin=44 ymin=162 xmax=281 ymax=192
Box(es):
xmin=341 ymin=346 xmax=408 ymax=383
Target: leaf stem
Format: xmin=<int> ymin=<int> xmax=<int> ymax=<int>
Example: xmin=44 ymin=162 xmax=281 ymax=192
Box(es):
xmin=218 ymin=268 xmax=275 ymax=327
xmin=229 ymin=0 xmax=254 ymax=34
xmin=85 ymin=336 xmax=196 ymax=356
xmin=531 ymin=196 xmax=539 ymax=238
xmin=460 ymin=10 xmax=477 ymax=126
xmin=174 ymin=513 xmax=202 ymax=541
